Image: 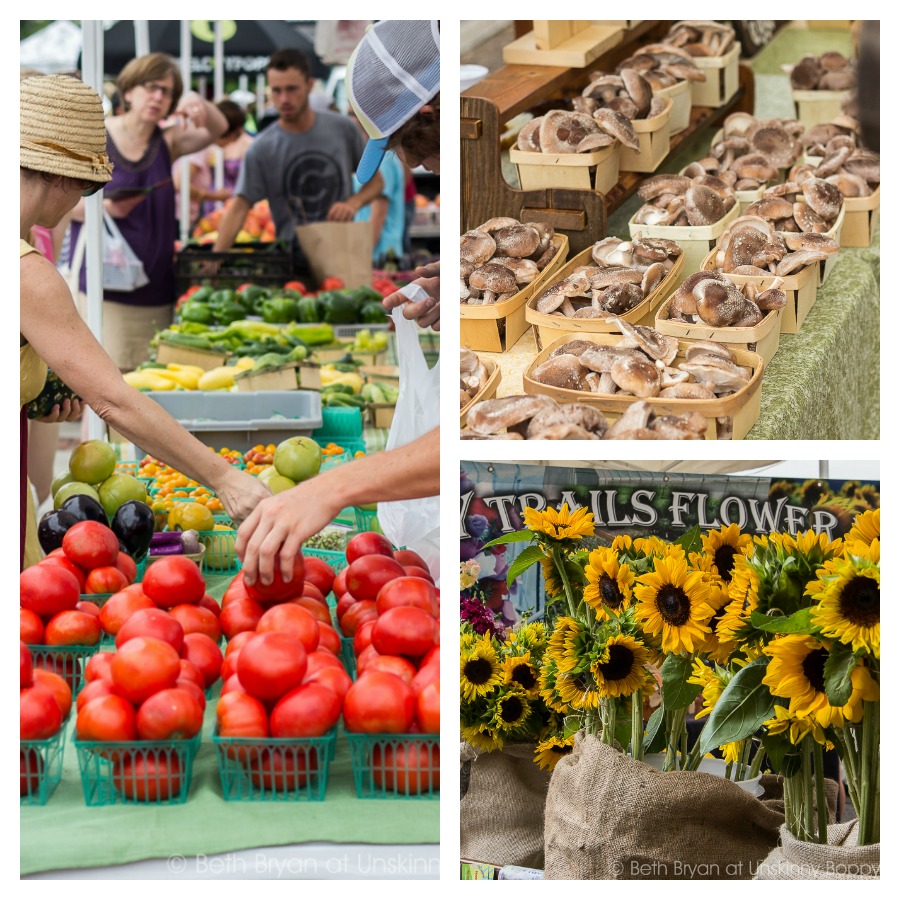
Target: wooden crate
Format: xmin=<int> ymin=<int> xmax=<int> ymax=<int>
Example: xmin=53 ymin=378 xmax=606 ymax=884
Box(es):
xmin=655 ymin=295 xmax=783 ymax=365
xmin=460 ymin=359 xmax=501 ymax=427
xmin=691 ymin=43 xmax=741 ymax=108
xmin=297 ymin=363 xmax=322 ymax=391
xmin=234 ymin=363 xmax=299 ymax=393
xmin=522 ymin=332 xmax=765 ymax=440
xmin=461 ymin=233 xmax=569 ymax=353
xmin=367 ymin=403 xmax=396 ymax=430
xmin=776 ymin=202 xmax=845 ymax=286
xmin=359 ymin=365 xmax=400 ymax=386
xmin=700 ymin=249 xmax=818 ymax=335
xmin=628 ymin=202 xmax=740 ymax=276
xmin=510 ymin=143 xmax=620 ymax=194
xmin=792 ymin=88 xmax=852 ymax=130
xmin=654 ymin=79 xmax=691 ymax=135
xmin=525 ymin=248 xmax=684 ymax=351
xmin=155 ymin=343 xmax=229 ymax=369
xmin=502 ymin=21 xmax=624 ymax=68
xmin=841 ymin=186 xmax=880 ymax=248
xmin=618 ymin=98 xmax=672 ymax=174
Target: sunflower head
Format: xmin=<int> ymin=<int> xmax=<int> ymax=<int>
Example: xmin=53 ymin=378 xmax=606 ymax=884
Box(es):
xmin=523 ymin=503 xmax=595 ymax=544
xmin=700 ymin=523 xmax=753 ymax=584
xmin=541 ymin=556 xmax=563 ymax=600
xmin=534 ymin=734 xmax=576 ymax=772
xmin=688 ymin=659 xmax=730 ymax=719
xmin=546 ymin=616 xmax=590 ymax=674
xmin=590 ymin=634 xmax=651 ymax=698
xmin=583 ymin=547 xmax=635 ymax=619
xmin=460 ymin=638 xmax=502 ymax=703
xmin=461 ymin=723 xmax=505 ymax=753
xmin=846 ymin=508 xmax=880 ymax=546
xmin=502 ymin=653 xmax=541 ymax=697
xmin=763 ymin=704 xmax=830 ymax=747
xmin=490 ymin=688 xmax=532 ymax=733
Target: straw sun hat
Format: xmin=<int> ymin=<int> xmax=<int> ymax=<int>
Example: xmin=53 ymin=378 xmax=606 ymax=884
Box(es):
xmin=20 ymin=75 xmax=113 ymax=184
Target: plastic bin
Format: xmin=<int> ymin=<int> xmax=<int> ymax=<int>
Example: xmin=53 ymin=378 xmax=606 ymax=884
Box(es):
xmin=20 ymin=721 xmax=67 ymax=806
xmin=199 ymin=528 xmax=240 ymax=575
xmin=313 ymin=406 xmax=364 ymax=441
xmin=136 ymin=391 xmax=322 ymax=454
xmin=346 ymin=733 xmax=440 ymax=799
xmin=174 ymin=242 xmax=291 ymax=295
xmin=28 ymin=644 xmax=101 ymax=696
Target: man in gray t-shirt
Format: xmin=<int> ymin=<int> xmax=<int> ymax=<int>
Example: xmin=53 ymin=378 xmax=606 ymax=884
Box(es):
xmin=213 ymin=48 xmax=384 ymax=274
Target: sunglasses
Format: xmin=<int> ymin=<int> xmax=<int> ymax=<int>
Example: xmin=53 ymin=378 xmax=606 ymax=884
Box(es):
xmin=80 ymin=181 xmax=105 ymax=197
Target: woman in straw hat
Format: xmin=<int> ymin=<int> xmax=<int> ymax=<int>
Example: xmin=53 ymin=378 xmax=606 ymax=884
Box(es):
xmin=67 ymin=53 xmax=228 ymax=371
xmin=20 ymin=74 xmax=269 ymax=570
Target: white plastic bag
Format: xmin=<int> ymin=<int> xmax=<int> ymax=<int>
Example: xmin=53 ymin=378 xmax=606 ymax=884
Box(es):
xmin=68 ymin=211 xmax=149 ymax=293
xmin=377 ymin=285 xmax=440 ymax=577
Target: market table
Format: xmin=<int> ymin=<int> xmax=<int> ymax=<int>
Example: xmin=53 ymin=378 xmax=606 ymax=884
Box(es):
xmin=463 ymin=23 xmax=879 ymax=439
xmin=21 ymin=573 xmax=439 ymax=879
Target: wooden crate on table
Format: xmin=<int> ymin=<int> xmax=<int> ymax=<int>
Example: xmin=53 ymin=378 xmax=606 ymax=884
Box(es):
xmin=840 ymin=187 xmax=879 ymax=248
xmin=460 ymin=359 xmax=501 ymax=427
xmin=618 ymin=98 xmax=672 ymax=174
xmin=691 ymin=43 xmax=741 ymax=108
xmin=792 ymin=88 xmax=852 ymax=130
xmin=510 ymin=143 xmax=620 ymax=194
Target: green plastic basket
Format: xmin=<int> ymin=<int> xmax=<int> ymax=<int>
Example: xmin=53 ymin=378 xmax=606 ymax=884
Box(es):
xmin=114 ymin=459 xmax=140 ymax=478
xmin=20 ymin=720 xmax=67 ymax=806
xmin=28 ymin=644 xmax=101 ymax=696
xmin=198 ymin=528 xmax=241 ymax=575
xmin=339 ymin=636 xmax=357 ymax=678
xmin=74 ymin=735 xmax=201 ymax=806
xmin=212 ymin=727 xmax=337 ymax=801
xmin=303 ymin=547 xmax=348 ymax=578
xmin=314 ymin=407 xmax=364 ymax=440
xmin=353 ymin=506 xmax=382 ymax=534
xmin=346 ymin=733 xmax=440 ymax=800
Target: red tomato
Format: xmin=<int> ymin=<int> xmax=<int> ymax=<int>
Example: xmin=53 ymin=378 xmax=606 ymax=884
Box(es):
xmin=115 ymin=608 xmax=184 ymax=653
xmin=283 ymin=279 xmax=307 ymax=293
xmin=236 ymin=633 xmax=307 ymax=702
xmin=301 ymin=557 xmax=336 ymax=597
xmin=373 ymin=741 xmax=440 ymax=794
xmin=317 ymin=622 xmax=341 ymax=655
xmin=21 ymin=642 xmax=33 ymax=688
xmin=20 ymin=608 xmax=44 ymax=645
xmin=356 ymin=644 xmax=381 ymax=674
xmin=32 ymin=669 xmax=73 ymax=720
xmin=221 ymin=572 xmax=247 ymax=607
xmin=419 ymin=645 xmax=440 ymax=670
xmin=333 ymin=569 xmax=349 ymax=597
xmin=76 ymin=694 xmax=138 ymax=742
xmin=39 ymin=555 xmax=87 ymax=593
xmin=45 ymin=610 xmax=102 ymax=647
xmin=84 ymin=565 xmax=128 ymax=595
xmin=219 ymin=673 xmax=245 ymax=696
xmin=393 ymin=548 xmax=430 ymax=570
xmin=180 ymin=633 xmax=224 ymax=689
xmin=372 ymin=607 xmax=437 ymax=658
xmin=114 ymin=551 xmax=138 ymax=585
xmin=219 ymin=596 xmax=264 ymax=639
xmin=353 ymin=619 xmax=376 ymax=656
xmin=216 ymin=690 xmax=269 ymax=738
xmin=249 ymin=747 xmax=315 ymax=791
xmin=257 ymin=604 xmax=319 ymax=652
xmin=402 ymin=565 xmax=435 ymax=583
xmin=366 ymin=654 xmax=417 ymax=685
xmin=416 ymin=681 xmax=440 ymax=733
xmin=168 ymin=604 xmax=222 ymax=643
xmin=112 ymin=753 xmax=182 ymax=801
xmin=136 ymin=687 xmax=204 ymax=740
xmin=177 ymin=659 xmax=206 ymax=692
xmin=345 ymin=555 xmax=406 ymax=601
xmin=21 ymin=685 xmax=63 ymax=739
xmin=305 ymin=650 xmax=345 ymax=676
xmin=62 ymin=521 xmax=119 ymax=570
xmin=20 ymin=565 xmax=80 ymax=619
xmin=176 ymin=678 xmax=207 ymax=711
xmin=336 ymin=592 xmax=359 ymax=621
xmin=220 ymin=652 xmax=241 ymax=682
xmin=411 ymin=661 xmax=440 ymax=696
xmin=301 ymin=582 xmax=327 ymax=605
xmin=339 ymin=599 xmax=378 ymax=637
xmin=343 ymin=671 xmax=415 ymax=733
xmin=306 ymin=665 xmax=352 ymax=704
xmin=76 ymin=600 xmax=102 ymax=618
xmin=375 ymin=576 xmax=439 ymax=616
xmin=199 ymin=594 xmax=221 ymax=618
xmin=244 ymin=556 xmax=306 ymax=605
xmin=99 ymin=589 xmax=155 ymax=636
xmin=143 ymin=556 xmax=206 ymax=608
xmin=346 ymin=533 xmax=395 ymax=565
xmin=320 ymin=275 xmax=345 ymax=291
xmin=225 ymin=631 xmax=255 ymax=656
xmin=110 ymin=637 xmax=181 ymax=705
xmin=290 ymin=597 xmax=332 ymax=625
xmin=84 ymin=651 xmax=115 ymax=684
xmin=270 ymin=683 xmax=342 ymax=737
xmin=76 ymin=679 xmax=123 ymax=714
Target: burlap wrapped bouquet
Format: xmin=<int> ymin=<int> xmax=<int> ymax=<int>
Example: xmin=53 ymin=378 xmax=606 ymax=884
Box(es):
xmin=754 ymin=821 xmax=879 ymax=880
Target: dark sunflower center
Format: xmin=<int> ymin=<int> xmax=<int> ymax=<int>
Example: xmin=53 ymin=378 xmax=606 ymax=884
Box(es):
xmin=464 ymin=657 xmax=494 ymax=686
xmin=839 ymin=575 xmax=880 ymax=626
xmin=714 ymin=545 xmax=738 ymax=581
xmin=597 ymin=644 xmax=635 ymax=682
xmin=801 ymin=647 xmax=829 ymax=693
xmin=499 ymin=696 xmax=524 ymax=723
xmin=511 ymin=663 xmax=537 ymax=690
xmin=598 ymin=574 xmax=625 ymax=609
xmin=551 ymin=743 xmax=573 ymax=755
xmin=656 ymin=585 xmax=691 ymax=626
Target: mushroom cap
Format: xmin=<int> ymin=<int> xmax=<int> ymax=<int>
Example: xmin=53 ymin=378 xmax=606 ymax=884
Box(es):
xmin=790 ymin=56 xmax=821 ymax=90
xmin=535 ymin=283 xmax=567 ymax=314
xmin=601 ymin=283 xmax=645 ymax=314
xmin=532 ymin=354 xmax=590 ymax=391
xmin=491 ymin=256 xmax=540 ymax=284
xmin=620 ymin=68 xmax=652 ymax=118
xmin=792 ymin=202 xmax=829 ymax=233
xmin=466 ymin=395 xmax=557 ymax=435
xmin=638 ymin=173 xmax=693 ymax=201
xmin=460 ymin=230 xmax=496 ymax=266
xmin=593 ymin=108 xmax=640 ymax=150
xmin=685 ymin=184 xmax=727 ymax=226
xmin=604 ymin=96 xmax=640 ymax=120
xmin=492 ymin=224 xmax=542 ymax=258
xmin=750 ymin=125 xmax=797 ymax=168
xmin=614 ymin=320 xmax=679 ymax=364
xmin=694 ymin=279 xmax=747 ymax=326
xmin=610 ymin=356 xmax=661 ymax=398
xmin=553 ymin=338 xmax=601 ymax=359
xmin=476 ymin=216 xmax=523 ymax=234
xmin=469 ymin=263 xmax=518 ymax=294
xmin=820 ymin=70 xmax=856 ymax=91
xmin=539 ymin=110 xmax=602 ymax=154
xmin=516 ymin=117 xmax=543 ymax=152
xmin=684 ymin=340 xmax=736 ymax=363
xmin=782 ymin=231 xmax=839 ymax=254
xmin=801 ymin=178 xmax=843 ymax=220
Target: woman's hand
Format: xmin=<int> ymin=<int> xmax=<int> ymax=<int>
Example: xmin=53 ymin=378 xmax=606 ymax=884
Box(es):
xmin=35 ymin=398 xmax=84 ymax=423
xmin=382 ymin=261 xmax=440 ymax=331
xmin=213 ymin=468 xmax=272 ymax=527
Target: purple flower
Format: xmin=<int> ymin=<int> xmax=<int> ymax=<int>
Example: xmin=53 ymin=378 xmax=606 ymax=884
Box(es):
xmin=459 ymin=538 xmax=483 ymax=560
xmin=460 ymin=596 xmax=505 ymax=639
xmin=466 ymin=514 xmax=490 ymax=538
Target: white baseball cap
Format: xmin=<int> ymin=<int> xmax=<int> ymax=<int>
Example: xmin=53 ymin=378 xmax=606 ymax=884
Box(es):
xmin=346 ymin=20 xmax=440 ymax=183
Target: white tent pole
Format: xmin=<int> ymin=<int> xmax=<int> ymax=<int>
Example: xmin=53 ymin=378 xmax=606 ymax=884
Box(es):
xmin=213 ymin=21 xmax=225 ymax=192
xmin=256 ymin=73 xmax=266 ymax=120
xmin=178 ymin=21 xmax=192 ymax=244
xmin=81 ymin=20 xmax=106 ymax=442
xmin=819 ymin=461 xmax=829 ymax=479
xmin=134 ymin=21 xmax=149 ymax=58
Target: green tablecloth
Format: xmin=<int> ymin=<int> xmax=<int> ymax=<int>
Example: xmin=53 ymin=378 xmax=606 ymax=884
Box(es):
xmin=20 ymin=574 xmax=439 ymax=876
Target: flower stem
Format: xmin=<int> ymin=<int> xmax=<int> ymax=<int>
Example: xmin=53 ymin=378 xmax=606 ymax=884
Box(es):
xmin=812 ymin=739 xmax=828 ymax=843
xmin=748 ymin=741 xmax=766 ymax=779
xmin=858 ymin=700 xmax=879 ymax=845
xmin=631 ymin=689 xmax=644 ymax=761
xmin=801 ymin=737 xmax=814 ymax=842
xmin=552 ymin=547 xmax=579 ymax=619
xmin=832 ymin=728 xmax=862 ymax=818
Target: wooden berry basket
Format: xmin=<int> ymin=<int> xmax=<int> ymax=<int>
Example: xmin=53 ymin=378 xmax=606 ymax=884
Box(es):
xmin=691 ymin=43 xmax=741 ymax=108
xmin=461 ymin=233 xmax=569 ymax=353
xmin=700 ymin=249 xmax=817 ymax=335
xmin=522 ymin=331 xmax=765 ymax=440
xmin=792 ymin=88 xmax=853 ymax=131
xmin=775 ymin=201 xmax=845 ymax=287
xmin=509 ymin=142 xmax=620 ymax=194
xmin=525 ymin=247 xmax=684 ymax=351
xmin=628 ymin=202 xmax=740 ymax=275
xmin=618 ymin=98 xmax=672 ymax=174
xmin=841 ymin=186 xmax=880 ymax=248
xmin=653 ymin=80 xmax=691 ymax=135
xmin=460 ymin=358 xmax=501 ymax=427
xmin=654 ymin=293 xmax=783 ymax=365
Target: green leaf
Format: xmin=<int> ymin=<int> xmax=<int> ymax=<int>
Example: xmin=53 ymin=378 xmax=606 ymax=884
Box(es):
xmin=824 ymin=641 xmax=857 ymax=706
xmin=749 ymin=607 xmax=814 ymax=634
xmin=481 ymin=530 xmax=534 ymax=548
xmin=643 ymin=704 xmax=666 ymax=754
xmin=697 ymin=657 xmax=775 ymax=756
xmin=761 ymin=733 xmax=802 ymax=777
xmin=674 ymin=524 xmax=703 ymax=556
xmin=661 ymin=654 xmax=701 ymax=710
xmin=506 ymin=545 xmax=547 ymax=586
xmin=563 ymin=717 xmax=582 ymax=739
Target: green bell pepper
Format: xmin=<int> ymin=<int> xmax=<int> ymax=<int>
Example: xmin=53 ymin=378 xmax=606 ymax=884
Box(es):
xmin=180 ymin=302 xmax=214 ymax=325
xmin=260 ymin=298 xmax=299 ymax=324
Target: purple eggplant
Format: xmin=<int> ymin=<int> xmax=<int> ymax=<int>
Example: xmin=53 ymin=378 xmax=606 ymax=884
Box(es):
xmin=111 ymin=500 xmax=155 ymax=561
xmin=38 ymin=509 xmax=79 ymax=554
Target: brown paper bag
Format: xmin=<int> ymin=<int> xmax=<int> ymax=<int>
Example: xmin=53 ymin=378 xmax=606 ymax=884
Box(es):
xmin=294 ymin=221 xmax=373 ymax=289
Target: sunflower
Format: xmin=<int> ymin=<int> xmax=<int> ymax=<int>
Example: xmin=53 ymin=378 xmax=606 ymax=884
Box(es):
xmin=762 ymin=635 xmax=880 ymax=729
xmin=460 ymin=639 xmax=502 ymax=702
xmin=523 ymin=503 xmax=595 ymax=542
xmin=490 ymin=689 xmax=531 ymax=732
xmin=721 ymin=741 xmax=742 ymax=765
xmin=700 ymin=524 xmax=753 ymax=584
xmin=547 ymin=616 xmax=589 ymax=673
xmin=634 ymin=536 xmax=674 ymax=559
xmin=502 ymin=653 xmax=541 ymax=698
xmin=539 ymin=658 xmax=572 ymax=714
xmin=583 ymin=547 xmax=634 ymax=618
xmin=541 ymin=557 xmax=563 ymax=599
xmin=717 ymin=555 xmax=761 ymax=646
xmin=809 ymin=543 xmax=880 ymax=657
xmin=461 ymin=723 xmax=505 ymax=753
xmin=509 ymin=621 xmax=547 ymax=653
xmin=534 ymin=734 xmax=576 ymax=772
xmin=554 ymin=669 xmax=600 ymax=710
xmin=846 ymin=508 xmax=880 ymax=546
xmin=762 ymin=529 xmax=843 ymax=560
xmin=590 ymin=634 xmax=651 ymax=698
xmin=611 ymin=535 xmax=633 ymax=554
xmin=697 ymin=580 xmax=736 ymax=663
xmin=763 ymin=704 xmax=830 ymax=747
xmin=688 ymin=659 xmax=727 ymax=720
xmin=633 ymin=555 xmax=714 ymax=654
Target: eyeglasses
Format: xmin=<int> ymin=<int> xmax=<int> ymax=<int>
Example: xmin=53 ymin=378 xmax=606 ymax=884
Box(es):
xmin=80 ymin=181 xmax=105 ymax=197
xmin=140 ymin=81 xmax=174 ymax=99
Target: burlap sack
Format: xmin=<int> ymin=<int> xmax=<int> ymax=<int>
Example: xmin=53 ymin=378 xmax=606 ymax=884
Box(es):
xmin=754 ymin=821 xmax=880 ymax=879
xmin=544 ymin=733 xmax=785 ymax=879
xmin=758 ymin=773 xmax=839 ymax=823
xmin=460 ymin=742 xmax=551 ymax=868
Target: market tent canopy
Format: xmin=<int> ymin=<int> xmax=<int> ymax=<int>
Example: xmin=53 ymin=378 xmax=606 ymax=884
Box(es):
xmin=90 ymin=20 xmax=330 ymax=79
xmin=529 ymin=461 xmax=783 ymax=475
xmin=20 ymin=20 xmax=82 ymax=73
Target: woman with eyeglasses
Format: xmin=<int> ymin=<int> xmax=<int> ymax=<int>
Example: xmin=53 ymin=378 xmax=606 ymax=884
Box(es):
xmin=20 ymin=74 xmax=270 ymax=570
xmin=68 ymin=52 xmax=228 ymax=372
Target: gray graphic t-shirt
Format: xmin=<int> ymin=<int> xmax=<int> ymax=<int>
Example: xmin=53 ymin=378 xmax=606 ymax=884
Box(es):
xmin=236 ymin=112 xmax=366 ymax=244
